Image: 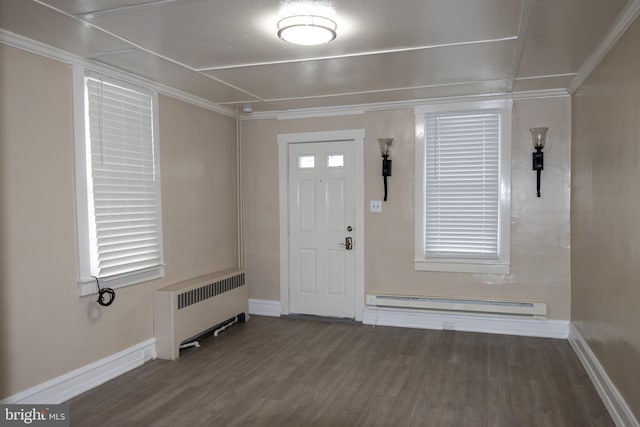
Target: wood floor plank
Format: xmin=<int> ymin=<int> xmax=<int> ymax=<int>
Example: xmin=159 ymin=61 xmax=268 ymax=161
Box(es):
xmin=68 ymin=316 xmax=614 ymax=426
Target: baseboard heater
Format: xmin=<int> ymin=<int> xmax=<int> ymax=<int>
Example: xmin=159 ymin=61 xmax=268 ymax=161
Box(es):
xmin=366 ymin=294 xmax=547 ymax=318
xmin=154 ymin=269 xmax=248 ymax=360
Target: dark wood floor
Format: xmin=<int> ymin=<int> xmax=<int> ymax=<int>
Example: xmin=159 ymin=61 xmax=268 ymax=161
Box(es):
xmin=69 ymin=316 xmax=613 ymax=427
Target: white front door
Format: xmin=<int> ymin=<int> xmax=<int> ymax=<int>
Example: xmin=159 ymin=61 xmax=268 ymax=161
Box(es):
xmin=288 ymin=140 xmax=356 ymax=318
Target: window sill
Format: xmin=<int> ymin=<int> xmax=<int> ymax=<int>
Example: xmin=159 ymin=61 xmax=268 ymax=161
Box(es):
xmin=77 ymin=266 xmax=165 ymax=297
xmin=414 ymin=259 xmax=510 ymax=275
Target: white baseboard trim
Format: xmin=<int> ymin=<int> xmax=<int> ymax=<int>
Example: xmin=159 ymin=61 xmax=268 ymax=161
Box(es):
xmin=248 ymin=299 xmax=282 ymax=317
xmin=362 ymin=306 xmax=569 ymax=339
xmin=1 ymin=338 xmax=156 ymax=405
xmin=569 ymin=324 xmax=639 ymax=427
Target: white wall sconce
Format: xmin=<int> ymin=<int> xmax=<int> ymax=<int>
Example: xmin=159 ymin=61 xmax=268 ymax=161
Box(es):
xmin=378 ymin=138 xmax=395 ymax=202
xmin=530 ymin=127 xmax=548 ymax=197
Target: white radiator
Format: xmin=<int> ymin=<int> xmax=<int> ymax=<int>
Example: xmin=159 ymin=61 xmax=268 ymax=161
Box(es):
xmin=154 ymin=269 xmax=248 ymax=360
xmin=366 ymin=294 xmax=547 ymax=318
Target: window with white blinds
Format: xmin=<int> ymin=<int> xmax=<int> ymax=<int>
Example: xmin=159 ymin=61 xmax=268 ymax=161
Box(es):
xmin=415 ymin=101 xmax=511 ymax=274
xmin=74 ymin=70 xmax=164 ymax=294
xmin=424 ymin=110 xmax=499 ymax=259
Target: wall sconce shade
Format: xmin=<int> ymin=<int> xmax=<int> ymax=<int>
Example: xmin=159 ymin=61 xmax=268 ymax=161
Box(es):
xmin=530 ymin=127 xmax=548 ymax=197
xmin=530 ymin=127 xmax=548 ymax=149
xmin=378 ymin=138 xmax=394 ymax=157
xmin=377 ymin=138 xmax=395 ymax=202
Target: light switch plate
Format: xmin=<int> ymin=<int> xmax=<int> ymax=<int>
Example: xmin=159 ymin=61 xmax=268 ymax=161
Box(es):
xmin=370 ymin=200 xmax=382 ymax=213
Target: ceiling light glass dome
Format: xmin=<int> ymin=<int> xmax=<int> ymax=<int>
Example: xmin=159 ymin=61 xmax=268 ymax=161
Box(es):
xmin=277 ymin=0 xmax=337 ymax=46
xmin=277 ymin=14 xmax=337 ymax=45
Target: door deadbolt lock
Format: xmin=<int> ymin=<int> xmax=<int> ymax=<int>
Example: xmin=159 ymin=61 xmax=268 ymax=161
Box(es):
xmin=347 ymin=226 xmax=353 ymax=232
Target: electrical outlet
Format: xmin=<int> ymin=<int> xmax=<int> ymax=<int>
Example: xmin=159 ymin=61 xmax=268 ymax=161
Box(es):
xmin=370 ymin=200 xmax=382 ymax=213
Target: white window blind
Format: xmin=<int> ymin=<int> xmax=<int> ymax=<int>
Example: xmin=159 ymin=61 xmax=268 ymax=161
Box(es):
xmin=424 ymin=109 xmax=500 ymax=259
xmin=85 ymin=77 xmax=162 ymax=279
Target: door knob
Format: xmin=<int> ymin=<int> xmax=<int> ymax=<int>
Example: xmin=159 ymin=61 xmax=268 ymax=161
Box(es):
xmin=339 ymin=237 xmax=353 ymax=250
xmin=344 ymin=236 xmax=353 ymax=250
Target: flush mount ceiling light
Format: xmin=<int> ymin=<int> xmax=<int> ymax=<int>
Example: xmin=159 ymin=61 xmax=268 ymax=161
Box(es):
xmin=277 ymin=15 xmax=337 ymax=45
xmin=277 ymin=0 xmax=337 ymax=46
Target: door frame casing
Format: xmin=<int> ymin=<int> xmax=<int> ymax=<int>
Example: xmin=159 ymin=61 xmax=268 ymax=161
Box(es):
xmin=278 ymin=129 xmax=365 ymax=321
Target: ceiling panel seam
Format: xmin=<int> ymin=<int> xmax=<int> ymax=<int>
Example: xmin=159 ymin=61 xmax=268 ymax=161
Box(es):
xmin=259 ymin=79 xmax=512 ymax=102
xmin=506 ymin=0 xmax=533 ymax=92
xmin=515 ymin=73 xmax=577 ymax=81
xmin=197 ymin=37 xmax=519 ymax=72
xmin=72 ymin=0 xmax=199 ymax=18
xmin=31 ymin=0 xmax=270 ymax=104
xmin=85 ymin=48 xmax=139 ymax=58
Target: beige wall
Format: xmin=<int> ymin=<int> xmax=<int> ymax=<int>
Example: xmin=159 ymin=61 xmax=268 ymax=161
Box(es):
xmin=0 ymin=44 xmax=238 ymax=399
xmin=242 ymin=97 xmax=572 ymax=319
xmin=571 ymin=17 xmax=640 ymax=418
xmin=159 ymin=95 xmax=238 ymax=283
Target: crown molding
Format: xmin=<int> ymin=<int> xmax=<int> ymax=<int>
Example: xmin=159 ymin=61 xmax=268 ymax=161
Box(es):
xmin=511 ymin=88 xmax=570 ymax=100
xmin=245 ymin=88 xmax=569 ymax=121
xmin=0 ymin=30 xmax=237 ymax=118
xmin=275 ymin=107 xmax=365 ymax=120
xmin=568 ymin=0 xmax=640 ymax=94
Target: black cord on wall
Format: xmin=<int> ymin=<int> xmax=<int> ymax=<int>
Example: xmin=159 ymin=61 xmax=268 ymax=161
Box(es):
xmin=92 ymin=276 xmax=115 ymax=307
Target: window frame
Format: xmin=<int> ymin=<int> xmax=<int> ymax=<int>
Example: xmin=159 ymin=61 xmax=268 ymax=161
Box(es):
xmin=73 ymin=65 xmax=164 ymax=296
xmin=414 ymin=100 xmax=511 ymax=275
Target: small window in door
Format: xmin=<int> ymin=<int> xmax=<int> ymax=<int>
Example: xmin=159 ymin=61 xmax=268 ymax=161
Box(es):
xmin=298 ymin=155 xmax=315 ymax=169
xmin=327 ymin=154 xmax=344 ymax=168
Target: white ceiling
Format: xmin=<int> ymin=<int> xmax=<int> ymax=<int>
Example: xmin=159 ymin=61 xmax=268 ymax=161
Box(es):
xmin=0 ymin=0 xmax=634 ymax=113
